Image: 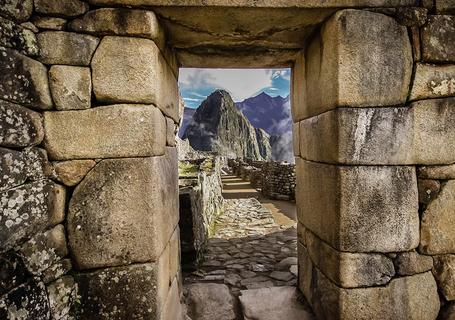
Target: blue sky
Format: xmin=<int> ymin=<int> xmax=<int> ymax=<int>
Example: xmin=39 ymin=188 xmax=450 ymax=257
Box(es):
xmin=179 ymin=68 xmax=291 ymax=109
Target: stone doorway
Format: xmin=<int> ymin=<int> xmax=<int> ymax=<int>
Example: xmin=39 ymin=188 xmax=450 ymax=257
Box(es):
xmin=0 ymin=1 xmax=454 ymax=319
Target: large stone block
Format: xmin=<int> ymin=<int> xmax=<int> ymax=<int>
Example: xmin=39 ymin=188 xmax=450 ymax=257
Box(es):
xmin=185 ymin=283 xmax=236 ymax=320
xmin=43 ymin=104 xmax=166 ymax=160
xmin=32 ymin=16 xmax=67 ymax=30
xmin=69 ymin=8 xmax=165 ymax=48
xmin=394 ymin=251 xmax=434 ymax=276
xmin=49 ymin=65 xmax=92 ymax=110
xmin=0 ymin=279 xmax=50 ymax=319
xmin=37 ymin=31 xmax=99 ymax=66
xmin=161 ymin=277 xmax=183 ymax=320
xmin=422 ymin=15 xmax=455 ymax=62
xmin=420 ymin=180 xmax=455 ymax=255
xmin=410 ymin=63 xmax=455 ymax=101
xmin=0 ymin=0 xmax=33 ymax=23
xmin=0 ymin=147 xmax=50 ymax=192
xmin=35 ymin=0 xmax=89 ymax=18
xmin=304 ymin=228 xmax=395 ymax=288
xmin=300 ymin=98 xmax=455 ymax=165
xmin=419 ymin=164 xmax=455 ymax=179
xmin=433 ymin=255 xmax=455 ymax=301
xmin=74 ymin=262 xmax=169 ymax=319
xmin=0 ymin=16 xmax=39 ymax=56
xmin=68 ymin=149 xmax=178 ymax=269
xmin=46 ymin=276 xmax=78 ymax=320
xmin=0 ymin=100 xmax=44 ymax=147
xmin=304 ymin=9 xmax=412 ymax=118
xmin=0 ymin=47 xmax=53 ymax=110
xmin=92 ymin=36 xmax=179 ymax=121
xmin=296 ymin=158 xmax=419 ymax=252
xmin=292 ymin=122 xmax=299 ymax=156
xmin=302 ymin=266 xmax=440 ymax=320
xmin=0 ymin=180 xmax=66 ymax=251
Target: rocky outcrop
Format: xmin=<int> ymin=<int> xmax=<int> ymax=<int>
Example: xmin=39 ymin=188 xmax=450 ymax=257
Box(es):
xmin=182 ymin=90 xmax=271 ymax=161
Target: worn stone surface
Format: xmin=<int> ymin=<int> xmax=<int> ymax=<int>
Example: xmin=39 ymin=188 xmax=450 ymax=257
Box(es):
xmin=47 ymin=276 xmax=78 ymax=320
xmin=436 ymin=0 xmax=455 ymax=14
xmin=394 ymin=251 xmax=433 ymax=276
xmin=418 ymin=179 xmax=440 ymax=205
xmin=37 ymin=31 xmax=99 ymax=66
xmin=0 ymin=180 xmax=66 ymax=251
xmin=0 ymin=16 xmax=39 ymax=56
xmin=302 ymin=268 xmax=440 ymax=320
xmin=395 ymin=7 xmax=427 ymax=26
xmin=292 ymin=122 xmax=300 ymax=156
xmin=410 ymin=63 xmax=455 ymax=101
xmin=53 ymin=159 xmax=96 ymax=186
xmin=239 ymin=286 xmax=314 ymax=320
xmin=422 ymin=15 xmax=455 ymax=62
xmin=74 ymin=262 xmax=168 ymax=319
xmin=68 ymin=149 xmax=178 ymax=269
xmin=70 ymin=8 xmax=165 ymax=48
xmin=291 ymin=50 xmax=305 ymax=122
xmin=166 ymin=117 xmax=176 ymax=147
xmin=49 ymin=65 xmax=91 ymax=110
xmin=92 ymin=36 xmax=179 ymax=121
xmin=305 ymin=228 xmax=395 ymax=288
xmin=296 ymin=158 xmax=419 ymax=252
xmin=0 ymin=251 xmax=30 ymax=296
xmin=19 ymin=224 xmax=68 ymax=275
xmin=42 ymin=258 xmax=72 ymax=284
xmin=300 ymin=98 xmax=455 ymax=165
xmin=35 ymin=0 xmax=89 ymax=18
xmin=185 ymin=283 xmax=236 ymax=320
xmin=32 ymin=16 xmax=67 ymax=30
xmin=161 ymin=277 xmax=183 ymax=320
xmin=0 ymin=47 xmax=53 ymax=110
xmin=0 ymin=0 xmax=33 ymax=23
xmin=44 ymin=104 xmax=166 ymax=160
xmin=433 ymin=255 xmax=455 ymax=301
xmin=421 ymin=180 xmax=455 ymax=255
xmin=0 ymin=278 xmax=50 ymax=319
xmin=419 ymin=164 xmax=455 ymax=179
xmin=304 ymin=9 xmax=412 ymax=118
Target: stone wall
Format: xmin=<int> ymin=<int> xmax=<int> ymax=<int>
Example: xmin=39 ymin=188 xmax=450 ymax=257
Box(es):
xmin=0 ymin=1 xmax=181 ymax=319
xmin=179 ymin=157 xmax=224 ymax=270
xmin=293 ymin=6 xmax=455 ymax=319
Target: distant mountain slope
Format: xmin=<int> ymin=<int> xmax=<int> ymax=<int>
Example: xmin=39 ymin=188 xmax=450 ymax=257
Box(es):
xmin=179 ymin=107 xmax=196 ymax=137
xmin=182 ymin=90 xmax=272 ymax=161
xmin=236 ymin=92 xmax=292 ymax=136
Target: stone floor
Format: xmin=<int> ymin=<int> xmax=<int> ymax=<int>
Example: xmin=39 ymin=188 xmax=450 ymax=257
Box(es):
xmin=184 ymin=198 xmax=298 ymax=296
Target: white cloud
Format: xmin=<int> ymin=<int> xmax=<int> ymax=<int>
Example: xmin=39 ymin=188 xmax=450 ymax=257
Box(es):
xmin=179 ymin=68 xmax=274 ymax=101
xmin=183 ymin=97 xmax=202 ymax=102
xmin=190 ymin=92 xmax=207 ymax=98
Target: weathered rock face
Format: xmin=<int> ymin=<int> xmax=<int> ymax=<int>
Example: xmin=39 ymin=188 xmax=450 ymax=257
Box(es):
xmin=34 ymin=0 xmax=89 ymax=18
xmin=0 ymin=0 xmax=33 ymax=22
xmin=255 ymin=128 xmax=272 ymax=160
xmin=68 ymin=149 xmax=178 ymax=269
xmin=69 ymin=8 xmax=165 ymax=47
xmin=304 ymin=9 xmax=412 ymax=118
xmin=43 ymin=104 xmax=166 ymax=160
xmin=422 ymin=15 xmax=455 ymax=62
xmin=0 ymin=16 xmax=39 ymax=56
xmin=185 ymin=283 xmax=236 ymax=320
xmin=0 ymin=278 xmax=51 ymax=319
xmin=296 ymin=159 xmax=419 ymax=252
xmin=0 ymin=100 xmax=44 ymax=147
xmin=0 ymin=47 xmax=53 ymax=110
xmin=37 ymin=31 xmax=99 ymax=65
xmin=410 ymin=63 xmax=455 ymax=101
xmin=0 ymin=180 xmax=66 ymax=251
xmin=183 ymin=90 xmax=271 ymax=161
xmin=420 ymin=180 xmax=455 ymax=254
xmin=394 ymin=251 xmax=434 ymax=276
xmin=48 ymin=65 xmax=92 ymax=110
xmin=32 ymin=16 xmax=67 ymax=30
xmin=419 ymin=164 xmax=455 ymax=179
xmin=74 ymin=262 xmax=168 ymax=319
xmin=433 ymin=255 xmax=455 ymax=301
xmin=91 ymin=36 xmax=179 ymax=121
xmin=53 ymin=160 xmax=97 ymax=186
xmin=46 ymin=275 xmax=78 ymax=320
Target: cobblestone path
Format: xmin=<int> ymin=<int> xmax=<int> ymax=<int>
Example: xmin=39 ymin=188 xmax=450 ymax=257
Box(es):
xmin=184 ymin=197 xmax=298 ymax=296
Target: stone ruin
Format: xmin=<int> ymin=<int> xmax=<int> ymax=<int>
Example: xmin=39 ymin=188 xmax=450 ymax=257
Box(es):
xmin=0 ymin=0 xmax=454 ymax=319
